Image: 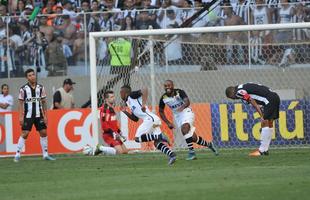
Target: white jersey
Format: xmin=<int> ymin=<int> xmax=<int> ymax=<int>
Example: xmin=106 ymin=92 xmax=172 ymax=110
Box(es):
xmin=253 ymin=6 xmax=269 ymax=25
xmin=159 ymin=89 xmax=188 ymax=115
xmin=0 ymin=94 xmax=13 ymax=112
xmin=279 ymin=5 xmax=293 ymax=24
xmin=126 ymin=90 xmax=157 ymax=120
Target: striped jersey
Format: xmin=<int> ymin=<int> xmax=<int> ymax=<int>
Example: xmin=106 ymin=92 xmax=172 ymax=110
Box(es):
xmin=18 ymin=83 xmax=47 ymax=118
xmin=235 ymin=83 xmax=275 ymax=106
xmin=159 ymin=89 xmax=188 ymax=114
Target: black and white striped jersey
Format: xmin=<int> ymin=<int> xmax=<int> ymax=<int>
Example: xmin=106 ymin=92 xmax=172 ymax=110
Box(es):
xmin=18 ymin=83 xmax=47 ymax=118
xmin=159 ymin=89 xmax=188 ymax=114
xmin=235 ymin=83 xmax=276 ymax=106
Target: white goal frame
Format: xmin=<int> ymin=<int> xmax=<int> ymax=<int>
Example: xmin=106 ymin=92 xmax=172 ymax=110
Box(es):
xmin=89 ymin=22 xmax=310 ymax=145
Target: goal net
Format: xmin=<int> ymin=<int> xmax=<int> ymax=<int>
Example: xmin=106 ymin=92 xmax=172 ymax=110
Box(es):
xmin=89 ymin=23 xmax=310 ymax=150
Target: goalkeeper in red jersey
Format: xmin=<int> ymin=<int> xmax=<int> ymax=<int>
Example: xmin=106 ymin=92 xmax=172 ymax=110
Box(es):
xmin=93 ymin=90 xmax=128 ymax=155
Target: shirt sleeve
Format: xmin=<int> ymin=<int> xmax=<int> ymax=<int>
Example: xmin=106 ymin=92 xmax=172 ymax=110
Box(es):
xmin=129 ymin=90 xmax=142 ymax=99
xmin=159 ymin=95 xmax=165 ymax=110
xmin=18 ymin=88 xmax=24 ymax=100
xmin=41 ymin=86 xmax=47 ymax=99
xmin=178 ymin=89 xmax=188 ymax=99
xmin=53 ymin=91 xmax=61 ymax=104
xmin=236 ymin=89 xmax=251 ymax=102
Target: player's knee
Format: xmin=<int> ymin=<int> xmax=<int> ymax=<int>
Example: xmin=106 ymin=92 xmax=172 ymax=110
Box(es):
xmin=154 ymin=139 xmax=159 ymax=146
xmin=192 ymin=133 xmax=197 ymax=141
xmin=181 ymin=124 xmax=190 ymax=134
xmin=21 ymin=132 xmax=29 ymax=139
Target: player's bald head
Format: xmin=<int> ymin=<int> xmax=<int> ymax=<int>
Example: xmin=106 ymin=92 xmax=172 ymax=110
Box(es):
xmin=225 ymin=86 xmax=236 ymax=99
xmin=165 ymin=80 xmax=174 ymax=85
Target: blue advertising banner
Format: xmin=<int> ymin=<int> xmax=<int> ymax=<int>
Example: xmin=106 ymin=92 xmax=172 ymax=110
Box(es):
xmin=211 ymin=100 xmax=310 ymax=147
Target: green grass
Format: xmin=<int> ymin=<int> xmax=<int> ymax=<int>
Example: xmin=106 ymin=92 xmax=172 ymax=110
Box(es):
xmin=1 ymin=149 xmax=310 ymax=200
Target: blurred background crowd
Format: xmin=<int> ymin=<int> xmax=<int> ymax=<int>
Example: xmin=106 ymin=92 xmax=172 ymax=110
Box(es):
xmin=0 ymin=0 xmax=309 ymax=78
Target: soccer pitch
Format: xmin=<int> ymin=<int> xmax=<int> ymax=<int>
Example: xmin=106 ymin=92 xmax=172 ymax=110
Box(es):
xmin=1 ymin=149 xmax=309 ymax=200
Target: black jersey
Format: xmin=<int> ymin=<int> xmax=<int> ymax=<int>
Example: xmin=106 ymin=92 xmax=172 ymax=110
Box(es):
xmin=18 ymin=83 xmax=47 ymax=118
xmin=235 ymin=83 xmax=277 ymax=106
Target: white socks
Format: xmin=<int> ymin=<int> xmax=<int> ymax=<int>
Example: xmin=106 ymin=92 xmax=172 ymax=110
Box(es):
xmin=15 ymin=136 xmax=25 ymax=157
xmin=99 ymin=146 xmax=117 ymax=155
xmin=259 ymin=127 xmax=273 ymax=152
xmin=40 ymin=136 xmax=49 ymax=157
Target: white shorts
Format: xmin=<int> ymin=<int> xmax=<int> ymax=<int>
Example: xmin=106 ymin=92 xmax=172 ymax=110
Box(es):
xmin=174 ymin=107 xmax=195 ymax=128
xmin=135 ymin=113 xmax=162 ymax=138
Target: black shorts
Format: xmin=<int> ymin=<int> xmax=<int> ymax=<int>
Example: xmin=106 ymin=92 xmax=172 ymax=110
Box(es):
xmin=263 ymin=93 xmax=280 ymax=120
xmin=22 ymin=117 xmax=47 ymax=131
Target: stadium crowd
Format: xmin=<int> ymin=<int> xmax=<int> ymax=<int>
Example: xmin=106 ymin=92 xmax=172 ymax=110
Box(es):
xmin=0 ymin=0 xmax=309 ymax=78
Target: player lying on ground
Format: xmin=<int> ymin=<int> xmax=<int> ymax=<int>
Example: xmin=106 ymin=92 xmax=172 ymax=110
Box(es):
xmin=92 ymin=90 xmax=129 ymax=156
xmin=14 ymin=69 xmax=55 ymax=162
xmin=120 ymin=85 xmax=177 ymax=165
xmin=225 ymin=82 xmax=280 ymax=156
xmin=159 ymin=80 xmax=218 ymax=160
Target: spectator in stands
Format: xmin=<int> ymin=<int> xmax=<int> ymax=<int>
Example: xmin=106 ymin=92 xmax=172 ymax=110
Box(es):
xmin=275 ymin=0 xmax=295 ymax=42
xmin=81 ymin=0 xmax=91 ymax=12
xmin=224 ymin=5 xmax=246 ymax=64
xmin=234 ymin=0 xmax=252 ymax=25
xmin=91 ymin=0 xmax=101 ymax=12
xmin=73 ymin=30 xmax=86 ymax=65
xmin=104 ymin=0 xmax=122 ymax=24
xmin=293 ymin=2 xmax=310 ymax=41
xmin=55 ymin=15 xmax=76 ymax=52
xmin=121 ymin=0 xmax=138 ymax=20
xmin=0 ymin=84 xmax=13 ymax=112
xmin=9 ymin=25 xmax=23 ymax=77
xmin=0 ymin=4 xmax=10 ymax=24
xmin=62 ymin=0 xmax=77 ymax=20
xmin=30 ymin=26 xmax=48 ymax=76
xmin=39 ymin=15 xmax=55 ymax=43
xmin=46 ymin=31 xmax=67 ymax=76
xmin=18 ymin=20 xmax=31 ymax=67
xmin=15 ymin=0 xmax=26 ymax=16
xmin=136 ymin=10 xmax=160 ymax=29
xmin=121 ymin=15 xmax=135 ymax=30
xmin=53 ymin=78 xmax=75 ymax=109
xmin=19 ymin=4 xmax=33 ymax=22
xmin=163 ymin=9 xmax=183 ymax=63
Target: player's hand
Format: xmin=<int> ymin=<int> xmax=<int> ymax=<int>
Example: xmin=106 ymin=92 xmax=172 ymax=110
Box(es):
xmin=141 ymin=105 xmax=146 ymax=112
xmin=167 ymin=122 xmax=175 ymax=129
xmin=19 ymin=116 xmax=24 ymax=126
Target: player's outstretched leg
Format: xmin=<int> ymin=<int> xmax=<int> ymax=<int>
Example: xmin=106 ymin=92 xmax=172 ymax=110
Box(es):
xmin=154 ymin=139 xmax=176 ymax=166
xmin=93 ymin=144 xmax=117 ymax=155
xmin=193 ymin=134 xmax=219 ymax=156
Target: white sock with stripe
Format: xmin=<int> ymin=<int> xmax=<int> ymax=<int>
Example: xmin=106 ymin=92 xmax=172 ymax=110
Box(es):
xmin=40 ymin=136 xmax=49 ymax=157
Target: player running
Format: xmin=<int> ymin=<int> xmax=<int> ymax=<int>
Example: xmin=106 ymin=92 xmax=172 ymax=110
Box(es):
xmin=120 ymin=85 xmax=177 ymax=165
xmin=14 ymin=69 xmax=55 ymax=162
xmin=159 ymin=80 xmax=218 ymax=160
xmin=225 ymin=82 xmax=280 ymax=156
xmin=93 ymin=90 xmax=129 ymax=156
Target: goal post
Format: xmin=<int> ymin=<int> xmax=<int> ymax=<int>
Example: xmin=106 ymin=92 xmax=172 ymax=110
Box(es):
xmin=89 ymin=22 xmax=310 ymax=149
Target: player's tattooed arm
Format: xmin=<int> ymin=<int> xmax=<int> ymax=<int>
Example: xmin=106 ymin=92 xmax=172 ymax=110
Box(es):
xmin=42 ymin=98 xmax=48 ymax=124
xmin=250 ymin=99 xmax=264 ymax=119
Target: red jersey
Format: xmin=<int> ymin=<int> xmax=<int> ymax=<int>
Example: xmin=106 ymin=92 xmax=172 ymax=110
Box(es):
xmin=100 ymin=103 xmax=120 ymax=134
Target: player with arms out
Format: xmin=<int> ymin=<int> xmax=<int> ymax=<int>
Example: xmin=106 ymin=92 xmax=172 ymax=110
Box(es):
xmin=93 ymin=90 xmax=129 ymax=156
xmin=159 ymin=80 xmax=218 ymax=160
xmin=225 ymin=83 xmax=280 ymax=156
xmin=120 ymin=85 xmax=177 ymax=165
xmin=14 ymin=69 xmax=55 ymax=162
